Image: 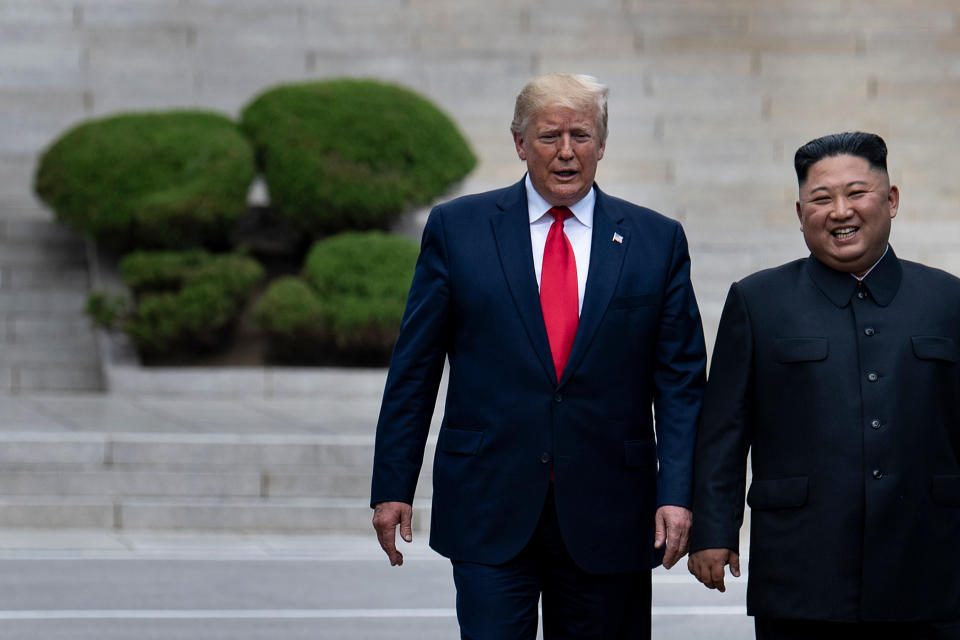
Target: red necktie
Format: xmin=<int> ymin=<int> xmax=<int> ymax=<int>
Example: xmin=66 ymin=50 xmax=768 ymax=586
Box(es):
xmin=540 ymin=206 xmax=578 ymax=381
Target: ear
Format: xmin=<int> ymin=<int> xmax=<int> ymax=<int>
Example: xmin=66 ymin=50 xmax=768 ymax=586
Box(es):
xmin=795 ymin=200 xmax=803 ymax=225
xmin=512 ymin=131 xmax=526 ymax=161
xmin=597 ymin=139 xmax=606 ymax=161
xmin=887 ymin=185 xmax=900 ymax=220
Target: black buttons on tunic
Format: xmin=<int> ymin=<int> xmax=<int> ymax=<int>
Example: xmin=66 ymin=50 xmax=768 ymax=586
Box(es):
xmin=871 ymin=418 xmax=881 ymax=429
xmin=864 ymin=327 xmax=875 ymax=336
xmin=872 ymin=468 xmax=883 ymax=479
xmin=857 ymin=290 xmax=866 ymax=300
xmin=867 ymin=372 xmax=879 ymax=382
xmin=540 ymin=452 xmax=551 ymax=464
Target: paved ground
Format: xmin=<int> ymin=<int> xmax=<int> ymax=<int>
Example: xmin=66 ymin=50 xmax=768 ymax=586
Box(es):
xmin=0 ymin=529 xmax=752 ymax=640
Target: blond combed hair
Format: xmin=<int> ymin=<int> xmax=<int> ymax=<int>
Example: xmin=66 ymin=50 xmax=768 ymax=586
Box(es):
xmin=510 ymin=73 xmax=609 ymax=143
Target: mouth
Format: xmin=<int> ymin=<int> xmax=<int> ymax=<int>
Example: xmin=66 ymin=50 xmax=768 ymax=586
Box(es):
xmin=832 ymin=226 xmax=859 ymax=240
xmin=553 ymin=170 xmax=578 ymax=180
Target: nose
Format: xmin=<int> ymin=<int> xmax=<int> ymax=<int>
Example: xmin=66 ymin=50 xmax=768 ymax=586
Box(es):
xmin=557 ymin=134 xmax=574 ymax=159
xmin=829 ymin=196 xmax=854 ymax=218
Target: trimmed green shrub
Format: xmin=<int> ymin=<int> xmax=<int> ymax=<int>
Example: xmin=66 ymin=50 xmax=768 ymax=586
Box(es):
xmin=255 ymin=232 xmax=418 ymax=364
xmin=241 ymin=79 xmax=476 ymax=235
xmin=88 ymin=250 xmax=264 ymax=358
xmin=35 ymin=111 xmax=255 ymax=251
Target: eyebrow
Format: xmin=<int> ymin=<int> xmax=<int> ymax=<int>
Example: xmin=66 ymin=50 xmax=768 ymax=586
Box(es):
xmin=807 ymin=180 xmax=871 ymax=195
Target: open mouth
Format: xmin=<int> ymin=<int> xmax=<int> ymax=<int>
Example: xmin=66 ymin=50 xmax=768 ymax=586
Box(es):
xmin=832 ymin=226 xmax=859 ymax=240
xmin=553 ymin=170 xmax=577 ymax=179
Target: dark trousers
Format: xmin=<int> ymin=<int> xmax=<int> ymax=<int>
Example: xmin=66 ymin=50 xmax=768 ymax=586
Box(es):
xmin=755 ymin=616 xmax=960 ymax=640
xmin=452 ymin=487 xmax=651 ymax=640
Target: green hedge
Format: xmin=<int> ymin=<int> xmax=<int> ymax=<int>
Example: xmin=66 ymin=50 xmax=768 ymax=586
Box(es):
xmin=255 ymin=232 xmax=418 ymax=364
xmin=88 ymin=250 xmax=264 ymax=357
xmin=241 ymin=79 xmax=476 ymax=236
xmin=35 ymin=111 xmax=255 ymax=252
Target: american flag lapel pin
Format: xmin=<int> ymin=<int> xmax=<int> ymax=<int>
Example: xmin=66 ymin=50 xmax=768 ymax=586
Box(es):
xmin=612 ymin=232 xmax=623 ymax=244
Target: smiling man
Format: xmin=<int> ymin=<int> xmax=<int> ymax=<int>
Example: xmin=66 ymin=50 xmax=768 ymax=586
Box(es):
xmin=371 ymin=73 xmax=706 ymax=639
xmin=688 ymin=132 xmax=960 ymax=639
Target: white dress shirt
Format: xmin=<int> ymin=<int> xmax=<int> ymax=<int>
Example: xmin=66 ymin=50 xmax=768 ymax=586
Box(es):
xmin=525 ymin=173 xmax=593 ymax=316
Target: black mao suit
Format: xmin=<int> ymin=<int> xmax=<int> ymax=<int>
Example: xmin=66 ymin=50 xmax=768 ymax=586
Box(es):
xmin=372 ymin=178 xmax=706 ymax=575
xmin=691 ymin=248 xmax=960 ymax=622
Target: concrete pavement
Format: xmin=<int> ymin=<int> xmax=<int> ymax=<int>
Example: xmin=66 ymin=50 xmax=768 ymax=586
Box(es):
xmin=0 ymin=529 xmax=752 ymax=639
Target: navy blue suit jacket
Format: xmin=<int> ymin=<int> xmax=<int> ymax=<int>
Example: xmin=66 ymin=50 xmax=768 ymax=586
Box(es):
xmin=371 ymin=179 xmax=706 ymax=574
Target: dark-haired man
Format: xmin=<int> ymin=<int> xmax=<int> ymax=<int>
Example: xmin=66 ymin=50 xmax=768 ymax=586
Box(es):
xmin=689 ymin=132 xmax=960 ymax=639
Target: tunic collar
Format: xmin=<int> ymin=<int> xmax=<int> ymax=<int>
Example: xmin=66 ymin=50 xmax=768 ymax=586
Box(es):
xmin=805 ymin=246 xmax=902 ymax=308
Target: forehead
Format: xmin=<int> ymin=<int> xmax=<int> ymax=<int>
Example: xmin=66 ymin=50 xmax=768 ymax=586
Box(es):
xmin=803 ymin=154 xmax=884 ymax=190
xmin=528 ymin=105 xmax=597 ymax=129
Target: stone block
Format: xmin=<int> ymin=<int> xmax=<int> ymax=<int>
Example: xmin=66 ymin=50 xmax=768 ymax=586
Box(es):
xmin=108 ymin=434 xmax=380 ymax=468
xmin=0 ymin=289 xmax=87 ymax=313
xmin=0 ymin=469 xmax=262 ymax=498
xmin=118 ymin=497 xmax=431 ymax=533
xmin=14 ymin=364 xmax=103 ymax=393
xmin=0 ymin=433 xmax=106 ymax=464
xmin=0 ymin=341 xmax=97 ymax=366
xmin=0 ymin=497 xmax=114 ymax=528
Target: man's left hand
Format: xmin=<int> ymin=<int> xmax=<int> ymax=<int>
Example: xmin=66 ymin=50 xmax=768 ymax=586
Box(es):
xmin=653 ymin=505 xmax=692 ymax=569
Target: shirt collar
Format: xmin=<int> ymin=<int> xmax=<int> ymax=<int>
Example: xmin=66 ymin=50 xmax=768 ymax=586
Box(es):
xmin=806 ymin=245 xmax=902 ymax=308
xmin=525 ymin=173 xmax=595 ymax=229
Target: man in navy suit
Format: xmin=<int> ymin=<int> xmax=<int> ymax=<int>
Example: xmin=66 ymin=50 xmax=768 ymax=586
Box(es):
xmin=371 ymin=73 xmax=706 ymax=639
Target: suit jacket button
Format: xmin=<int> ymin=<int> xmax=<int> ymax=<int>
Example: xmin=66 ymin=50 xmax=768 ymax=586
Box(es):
xmin=857 ymin=290 xmax=866 ymax=300
xmin=864 ymin=327 xmax=875 ymax=336
xmin=867 ymin=372 xmax=879 ymax=382
xmin=872 ymin=468 xmax=883 ymax=479
xmin=541 ymin=452 xmax=551 ymax=464
xmin=871 ymin=418 xmax=881 ymax=429
xmin=554 ymin=393 xmax=563 ymax=403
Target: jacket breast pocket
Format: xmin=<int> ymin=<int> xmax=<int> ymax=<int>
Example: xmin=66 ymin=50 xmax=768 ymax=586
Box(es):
xmin=610 ymin=294 xmax=659 ymax=310
xmin=774 ymin=338 xmax=828 ymax=363
xmin=438 ymin=428 xmax=484 ymax=456
xmin=747 ymin=476 xmax=809 ymax=510
xmin=912 ymin=336 xmax=958 ymax=362
xmin=931 ymin=475 xmax=960 ymax=507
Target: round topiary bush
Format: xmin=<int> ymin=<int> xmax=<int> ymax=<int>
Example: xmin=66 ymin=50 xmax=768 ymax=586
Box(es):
xmin=240 ymin=79 xmax=476 ymax=236
xmin=35 ymin=111 xmax=256 ymax=252
xmin=87 ymin=250 xmax=264 ymax=359
xmin=255 ymin=231 xmax=419 ymax=365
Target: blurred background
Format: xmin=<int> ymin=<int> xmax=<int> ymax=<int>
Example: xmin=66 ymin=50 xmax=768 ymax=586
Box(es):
xmin=0 ymin=1 xmax=959 ymax=637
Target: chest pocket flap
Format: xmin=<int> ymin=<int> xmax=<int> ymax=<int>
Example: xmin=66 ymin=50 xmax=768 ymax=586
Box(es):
xmin=912 ymin=336 xmax=958 ymax=362
xmin=774 ymin=337 xmax=828 ymax=363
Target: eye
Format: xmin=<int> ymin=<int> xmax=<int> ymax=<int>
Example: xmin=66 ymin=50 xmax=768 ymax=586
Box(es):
xmin=539 ymin=134 xmax=558 ymax=143
xmin=849 ymin=190 xmax=866 ymax=198
xmin=812 ymin=197 xmax=831 ymax=204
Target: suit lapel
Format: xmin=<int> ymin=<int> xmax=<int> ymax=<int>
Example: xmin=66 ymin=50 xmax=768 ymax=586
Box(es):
xmin=491 ymin=180 xmax=557 ymax=383
xmin=560 ymin=189 xmax=627 ymax=385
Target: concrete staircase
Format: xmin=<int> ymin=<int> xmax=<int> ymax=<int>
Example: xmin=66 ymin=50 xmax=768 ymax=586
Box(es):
xmin=0 ymin=214 xmax=102 ymax=393
xmin=0 ymin=431 xmax=432 ymax=533
xmin=0 ymin=388 xmax=436 ymax=533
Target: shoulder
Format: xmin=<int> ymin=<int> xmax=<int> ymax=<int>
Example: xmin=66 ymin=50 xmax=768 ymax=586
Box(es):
xmin=899 ymin=258 xmax=960 ymax=289
xmin=598 ymin=190 xmax=680 ymax=232
xmin=734 ymin=259 xmax=808 ymax=294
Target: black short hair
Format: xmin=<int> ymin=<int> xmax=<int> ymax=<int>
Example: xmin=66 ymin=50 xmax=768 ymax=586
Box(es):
xmin=794 ymin=132 xmax=888 ymax=185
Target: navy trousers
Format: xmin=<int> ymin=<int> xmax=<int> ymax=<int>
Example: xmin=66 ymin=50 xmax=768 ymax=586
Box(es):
xmin=755 ymin=616 xmax=960 ymax=640
xmin=452 ymin=487 xmax=651 ymax=640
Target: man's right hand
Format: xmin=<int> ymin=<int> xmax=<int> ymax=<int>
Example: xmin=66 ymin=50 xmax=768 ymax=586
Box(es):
xmin=687 ymin=548 xmax=740 ymax=592
xmin=372 ymin=501 xmax=413 ymax=566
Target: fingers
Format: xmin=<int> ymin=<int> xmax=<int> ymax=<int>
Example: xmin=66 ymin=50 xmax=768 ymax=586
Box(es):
xmin=653 ymin=511 xmax=666 ymax=550
xmin=709 ymin=559 xmax=727 ymax=593
xmin=730 ymin=552 xmax=741 ymax=578
xmin=372 ymin=502 xmax=412 ymax=567
xmin=655 ymin=506 xmax=692 ymax=569
xmin=399 ymin=507 xmax=413 ymax=543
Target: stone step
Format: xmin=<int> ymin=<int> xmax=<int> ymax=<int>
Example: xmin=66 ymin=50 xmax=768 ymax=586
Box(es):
xmin=0 ymin=496 xmax=432 ymax=533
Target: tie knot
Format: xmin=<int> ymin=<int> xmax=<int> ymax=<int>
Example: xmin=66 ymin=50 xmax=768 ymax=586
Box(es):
xmin=548 ymin=206 xmax=572 ymax=223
